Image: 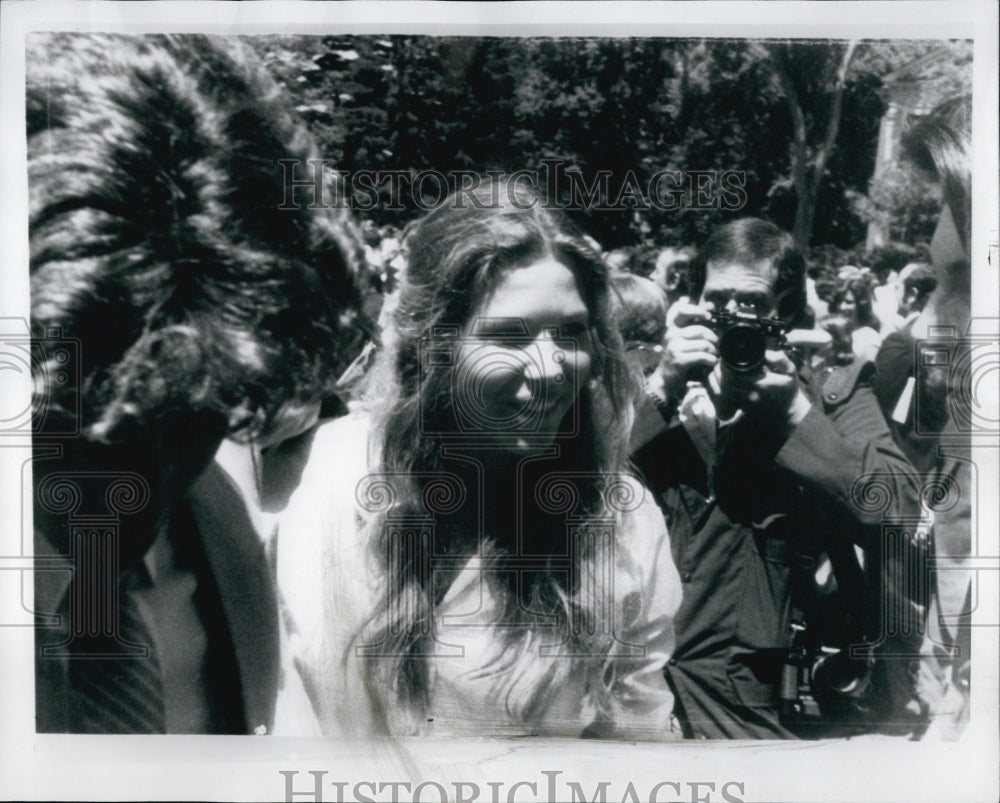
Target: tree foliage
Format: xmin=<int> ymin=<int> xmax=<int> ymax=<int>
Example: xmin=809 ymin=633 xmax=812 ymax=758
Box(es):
xmin=250 ymin=35 xmax=971 ymax=262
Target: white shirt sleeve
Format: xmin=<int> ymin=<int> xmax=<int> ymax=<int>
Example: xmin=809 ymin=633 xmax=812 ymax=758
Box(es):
xmin=594 ymin=480 xmax=683 ymax=739
xmin=275 ymin=415 xmax=381 ymax=737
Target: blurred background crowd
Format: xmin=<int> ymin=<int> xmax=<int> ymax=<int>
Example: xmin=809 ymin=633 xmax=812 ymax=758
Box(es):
xmin=227 ymin=35 xmax=970 ymax=352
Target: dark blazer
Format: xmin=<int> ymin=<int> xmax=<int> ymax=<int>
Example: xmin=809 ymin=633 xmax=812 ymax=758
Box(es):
xmin=35 ymin=461 xmax=280 ymax=734
xmin=631 ymin=361 xmax=922 ymax=738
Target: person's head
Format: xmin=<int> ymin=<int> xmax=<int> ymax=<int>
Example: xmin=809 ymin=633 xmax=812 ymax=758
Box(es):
xmin=696 ymin=218 xmax=808 ymax=325
xmin=899 ymin=94 xmax=971 ymax=340
xmin=28 ymin=34 xmax=363 ymax=513
xmin=360 ymin=178 xmax=636 ymax=730
xmin=896 ymin=262 xmax=938 ymax=317
xmin=829 ymin=269 xmax=876 ymax=324
xmin=375 ymin=177 xmax=631 ymax=462
xmin=650 ymin=246 xmax=695 ymax=305
xmin=902 ymin=96 xmax=971 ymax=273
xmin=610 ymin=271 xmax=668 ymax=380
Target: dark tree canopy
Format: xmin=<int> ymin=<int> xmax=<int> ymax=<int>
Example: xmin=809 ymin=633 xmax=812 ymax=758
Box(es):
xmin=251 ymin=35 xmax=971 ymax=272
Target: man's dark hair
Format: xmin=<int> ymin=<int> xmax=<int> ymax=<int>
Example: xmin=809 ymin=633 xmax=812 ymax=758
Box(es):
xmin=902 ymin=264 xmax=939 ymax=301
xmin=901 ymin=95 xmax=971 ymax=253
xmin=695 ymin=218 xmax=807 ymax=325
xmin=28 ymin=33 xmax=365 ymax=446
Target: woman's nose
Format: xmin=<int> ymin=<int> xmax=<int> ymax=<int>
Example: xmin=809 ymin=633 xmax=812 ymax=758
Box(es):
xmin=515 ymin=339 xmax=566 ymax=400
xmin=528 ymin=338 xmax=567 ymax=380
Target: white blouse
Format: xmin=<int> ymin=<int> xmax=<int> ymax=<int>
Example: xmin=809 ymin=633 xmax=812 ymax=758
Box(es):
xmin=276 ymin=414 xmax=682 ymax=739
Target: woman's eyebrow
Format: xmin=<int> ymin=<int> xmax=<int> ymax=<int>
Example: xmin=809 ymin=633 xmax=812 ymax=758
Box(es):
xmin=468 ymin=316 xmax=530 ymax=336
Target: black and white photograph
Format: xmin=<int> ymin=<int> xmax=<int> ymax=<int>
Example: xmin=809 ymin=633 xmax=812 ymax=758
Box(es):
xmin=1 ymin=1 xmax=997 ymax=801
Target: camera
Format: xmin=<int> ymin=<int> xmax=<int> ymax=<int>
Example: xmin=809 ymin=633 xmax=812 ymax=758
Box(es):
xmin=0 ymin=318 xmax=81 ymax=437
xmin=780 ymin=635 xmax=875 ymax=737
xmin=417 ymin=319 xmax=582 ymax=440
xmin=707 ymin=309 xmax=788 ymax=374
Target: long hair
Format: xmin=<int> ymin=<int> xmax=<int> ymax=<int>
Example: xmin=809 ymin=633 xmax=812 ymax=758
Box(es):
xmin=355 ymin=179 xmax=638 ymax=732
xmin=28 ymin=34 xmax=365 ymax=449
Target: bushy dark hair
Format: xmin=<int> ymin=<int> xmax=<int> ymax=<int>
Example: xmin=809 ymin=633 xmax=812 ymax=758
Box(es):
xmin=693 ymin=218 xmax=807 ymax=326
xmin=829 ymin=272 xmax=874 ymax=310
xmin=901 ymin=264 xmax=939 ymax=300
xmin=28 ymin=34 xmax=364 ymax=445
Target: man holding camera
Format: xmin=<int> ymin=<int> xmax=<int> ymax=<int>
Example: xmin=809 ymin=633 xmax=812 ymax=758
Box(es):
xmin=631 ymin=218 xmax=921 ymax=739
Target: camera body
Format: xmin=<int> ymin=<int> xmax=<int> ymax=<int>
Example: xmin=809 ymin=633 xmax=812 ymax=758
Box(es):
xmin=780 ymin=634 xmax=875 ymax=738
xmin=707 ymin=309 xmax=788 ymax=374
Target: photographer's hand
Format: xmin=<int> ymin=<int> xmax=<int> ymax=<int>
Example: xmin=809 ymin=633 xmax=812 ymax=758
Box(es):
xmin=649 ymin=297 xmax=718 ymax=405
xmin=711 ymin=347 xmax=811 ymax=427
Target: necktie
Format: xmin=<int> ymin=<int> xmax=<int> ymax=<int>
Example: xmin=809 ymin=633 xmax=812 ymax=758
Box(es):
xmin=67 ymin=564 xmax=166 ymax=733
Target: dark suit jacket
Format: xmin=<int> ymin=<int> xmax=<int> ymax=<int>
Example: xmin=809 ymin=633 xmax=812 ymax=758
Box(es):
xmin=631 ymin=361 xmax=922 ymax=738
xmin=35 ymin=461 xmax=280 ymax=734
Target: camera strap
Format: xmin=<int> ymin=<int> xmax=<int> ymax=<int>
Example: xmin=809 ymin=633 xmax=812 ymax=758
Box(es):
xmin=786 ymin=489 xmax=877 ymax=651
xmin=786 ymin=502 xmax=820 ymax=645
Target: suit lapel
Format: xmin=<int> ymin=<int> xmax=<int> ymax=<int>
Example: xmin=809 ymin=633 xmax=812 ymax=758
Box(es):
xmin=186 ymin=462 xmax=280 ymax=734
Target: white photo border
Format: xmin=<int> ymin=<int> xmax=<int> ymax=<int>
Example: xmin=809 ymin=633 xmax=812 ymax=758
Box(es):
xmin=2 ymin=2 xmax=997 ymax=802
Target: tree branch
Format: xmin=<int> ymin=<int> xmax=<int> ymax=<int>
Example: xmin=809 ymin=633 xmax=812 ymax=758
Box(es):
xmin=768 ymin=46 xmax=808 ymax=189
xmin=813 ymin=40 xmax=858 ymax=183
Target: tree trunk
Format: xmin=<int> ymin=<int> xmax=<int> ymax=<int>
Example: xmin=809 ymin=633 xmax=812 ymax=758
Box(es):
xmin=769 ymin=41 xmax=858 ymax=253
xmin=793 ymin=185 xmax=818 ymax=254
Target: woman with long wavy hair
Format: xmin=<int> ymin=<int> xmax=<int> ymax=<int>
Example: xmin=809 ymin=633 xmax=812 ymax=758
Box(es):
xmin=280 ymin=178 xmax=681 ymax=739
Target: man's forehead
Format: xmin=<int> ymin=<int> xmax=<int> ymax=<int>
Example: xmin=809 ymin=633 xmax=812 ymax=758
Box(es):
xmin=704 ymin=260 xmax=777 ymax=288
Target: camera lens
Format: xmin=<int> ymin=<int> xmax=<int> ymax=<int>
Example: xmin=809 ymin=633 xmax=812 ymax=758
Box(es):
xmin=812 ymin=650 xmax=871 ymax=697
xmin=718 ymin=322 xmax=766 ymax=373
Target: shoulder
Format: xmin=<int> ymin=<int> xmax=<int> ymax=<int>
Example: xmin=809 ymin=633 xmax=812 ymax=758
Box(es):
xmin=278 ymin=413 xmax=374 ymax=631
xmin=874 ymin=329 xmax=915 ymax=372
xmin=880 ymin=327 xmax=915 ymax=350
xmin=285 ymin=411 xmax=375 ymax=528
xmin=290 ymin=412 xmax=374 ymax=511
xmin=819 ymin=358 xmax=877 ymax=409
xmin=613 ymin=474 xmax=681 ymax=610
xmin=612 ymin=474 xmax=664 ymax=531
xmin=306 ymin=412 xmax=372 ymax=474
xmin=872 ymin=329 xmax=916 ymax=407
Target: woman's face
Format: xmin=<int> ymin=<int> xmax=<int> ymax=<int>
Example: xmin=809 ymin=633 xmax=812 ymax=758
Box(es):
xmin=452 ymin=256 xmax=594 ymax=455
xmin=839 ymin=290 xmax=857 ymax=318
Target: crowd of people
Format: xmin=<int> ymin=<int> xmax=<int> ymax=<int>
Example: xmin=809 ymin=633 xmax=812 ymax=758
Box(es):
xmin=30 ymin=35 xmax=972 ymax=742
